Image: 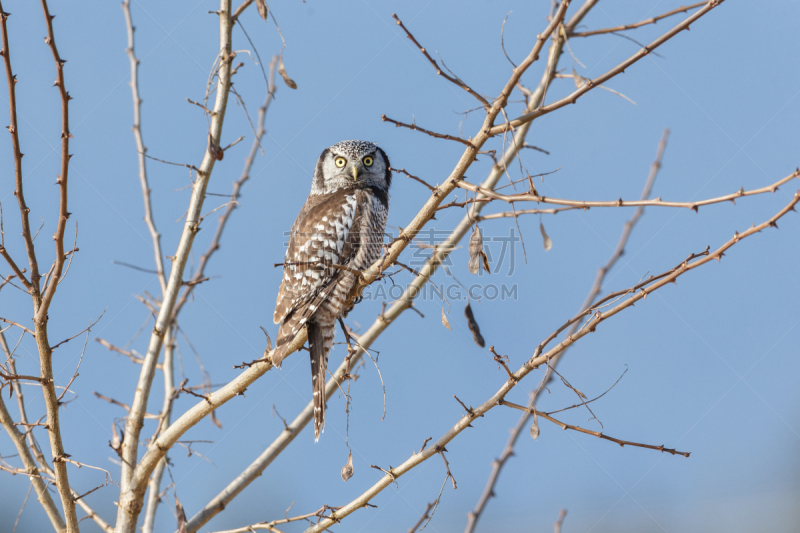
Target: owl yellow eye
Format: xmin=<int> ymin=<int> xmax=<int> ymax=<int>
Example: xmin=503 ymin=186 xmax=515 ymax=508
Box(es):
xmin=335 ymin=157 xmax=347 ymax=168
xmin=363 ymin=156 xmax=374 ymax=167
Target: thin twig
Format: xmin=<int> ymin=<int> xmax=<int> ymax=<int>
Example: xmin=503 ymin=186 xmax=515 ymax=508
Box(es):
xmin=500 ymin=400 xmax=690 ymax=456
xmin=124 ymin=0 xmax=167 ymax=295
xmin=390 ymin=167 xmax=438 ymax=192
xmin=172 ymin=55 xmax=277 ymax=319
xmin=382 ymin=115 xmax=475 ymax=147
xmin=0 ymin=318 xmax=35 ymax=337
xmin=392 ymin=14 xmax=489 ymax=108
xmin=570 ymin=2 xmax=707 ymax=37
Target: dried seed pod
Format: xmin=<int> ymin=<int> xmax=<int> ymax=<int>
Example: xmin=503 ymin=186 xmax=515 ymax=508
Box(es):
xmin=540 ymin=221 xmax=552 ymax=251
xmin=278 ymin=52 xmax=297 ymax=89
xmin=256 ymin=0 xmax=268 ymax=20
xmin=341 ymin=451 xmax=354 ymax=482
xmin=530 ymin=417 xmax=540 ymax=440
xmin=468 ymin=225 xmax=483 ymax=274
xmin=464 ymin=302 xmax=485 ymax=347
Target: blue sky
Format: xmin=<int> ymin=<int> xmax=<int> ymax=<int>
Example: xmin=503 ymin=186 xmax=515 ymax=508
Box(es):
xmin=1 ymin=1 xmax=799 ymax=532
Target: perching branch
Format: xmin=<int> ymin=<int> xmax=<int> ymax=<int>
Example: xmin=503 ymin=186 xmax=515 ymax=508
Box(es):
xmin=115 ymin=9 xmax=575 ymax=525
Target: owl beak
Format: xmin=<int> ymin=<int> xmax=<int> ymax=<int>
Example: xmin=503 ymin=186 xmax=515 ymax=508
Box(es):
xmin=352 ymin=166 xmax=359 ymax=181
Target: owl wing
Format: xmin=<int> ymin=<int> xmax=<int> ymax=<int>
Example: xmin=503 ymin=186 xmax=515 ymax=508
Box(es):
xmin=273 ymin=190 xmax=363 ymax=336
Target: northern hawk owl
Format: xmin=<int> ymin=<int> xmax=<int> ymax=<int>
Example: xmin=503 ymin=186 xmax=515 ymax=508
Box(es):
xmin=273 ymin=140 xmax=391 ymax=441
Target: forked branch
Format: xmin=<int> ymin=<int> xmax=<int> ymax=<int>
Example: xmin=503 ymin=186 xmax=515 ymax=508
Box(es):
xmin=115 ymin=1 xmax=237 ymax=531
xmin=488 ymin=0 xmax=724 ymax=135
xmin=302 ymin=189 xmax=799 ymax=533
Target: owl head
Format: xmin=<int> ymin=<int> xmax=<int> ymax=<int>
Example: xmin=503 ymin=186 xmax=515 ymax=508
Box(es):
xmin=311 ymin=140 xmax=391 ymax=195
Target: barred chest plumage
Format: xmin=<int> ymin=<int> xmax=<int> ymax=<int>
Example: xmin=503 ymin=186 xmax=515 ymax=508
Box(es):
xmin=273 ymin=186 xmax=387 ymax=330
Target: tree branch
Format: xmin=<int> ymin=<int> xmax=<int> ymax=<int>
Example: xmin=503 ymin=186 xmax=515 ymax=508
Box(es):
xmin=456 ymin=169 xmax=798 ymax=211
xmin=172 ymin=55 xmax=277 ymax=319
xmin=23 ymin=3 xmax=83 ymax=530
xmin=0 ymin=246 xmax=32 ymax=292
xmin=115 ymin=3 xmax=236 ymax=530
xmin=381 ymin=114 xmax=474 ymax=147
xmin=122 ymin=0 xmax=167 ymax=295
xmin=0 ymin=389 xmax=65 ymax=532
xmin=141 ymin=327 xmax=175 ymax=533
xmin=302 ymin=190 xmax=799 ymax=533
xmin=499 ymin=400 xmax=690 ymax=456
xmin=0 ymin=7 xmax=41 ymax=294
xmin=467 ymin=128 xmax=667 ymax=531
xmin=569 ymin=2 xmax=707 ymax=37
xmin=184 ymin=15 xmax=571 ymax=532
xmin=392 ymin=13 xmax=489 ymax=108
xmin=488 ymin=0 xmax=724 ymax=135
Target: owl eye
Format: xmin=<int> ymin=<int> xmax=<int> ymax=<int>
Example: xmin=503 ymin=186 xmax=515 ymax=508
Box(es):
xmin=363 ymin=156 xmax=374 ymax=167
xmin=335 ymin=157 xmax=347 ymax=168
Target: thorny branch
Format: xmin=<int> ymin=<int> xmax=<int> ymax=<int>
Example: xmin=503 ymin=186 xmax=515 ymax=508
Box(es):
xmin=130 ymin=17 xmax=740 ymax=528
xmin=1 ymin=2 xmax=87 ymax=531
xmin=465 ymin=129 xmax=669 ymax=532
xmin=499 ymin=400 xmax=690 ymax=456
xmin=392 ymin=13 xmax=489 ymax=108
xmin=456 ymin=169 xmax=798 ymax=212
xmin=381 ymin=114 xmax=474 ymax=147
xmin=569 ymin=1 xmax=707 ymax=37
xmin=0 ymin=7 xmax=40 ymax=295
xmin=40 ymin=3 xmax=744 ymax=531
xmin=180 ymin=7 xmax=574 ymax=530
xmin=488 ymin=1 xmax=725 ymax=135
xmin=302 ymin=190 xmax=800 ymax=533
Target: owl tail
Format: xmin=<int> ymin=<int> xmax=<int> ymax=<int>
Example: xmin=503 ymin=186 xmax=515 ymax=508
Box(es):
xmin=307 ymin=319 xmax=334 ymax=442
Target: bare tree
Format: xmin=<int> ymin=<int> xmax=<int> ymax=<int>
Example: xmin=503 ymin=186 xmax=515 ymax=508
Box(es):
xmin=1 ymin=1 xmax=797 ymax=532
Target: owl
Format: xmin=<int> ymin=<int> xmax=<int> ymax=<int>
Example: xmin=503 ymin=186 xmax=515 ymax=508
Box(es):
xmin=273 ymin=140 xmax=391 ymax=441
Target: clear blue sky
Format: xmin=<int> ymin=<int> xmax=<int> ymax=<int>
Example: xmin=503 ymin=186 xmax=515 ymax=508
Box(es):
xmin=2 ymin=1 xmax=799 ymax=532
